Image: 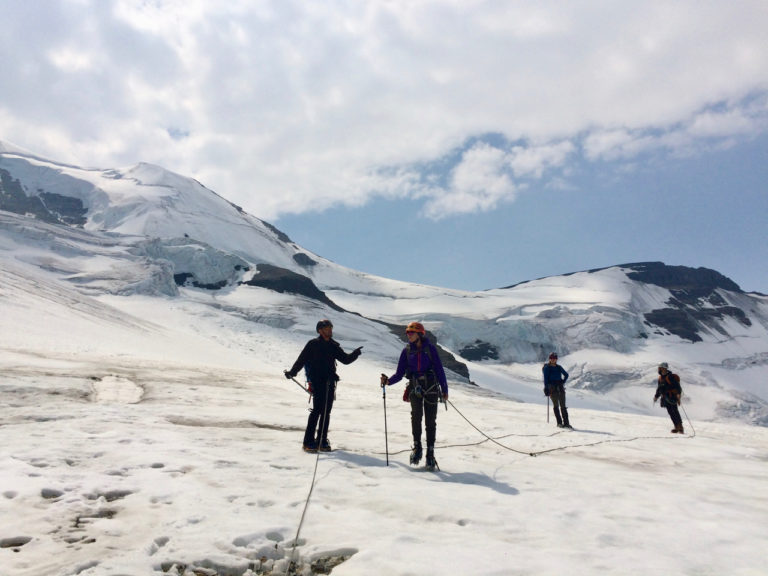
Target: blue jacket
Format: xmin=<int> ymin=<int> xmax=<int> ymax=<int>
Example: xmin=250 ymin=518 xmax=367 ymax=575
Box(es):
xmin=387 ymin=337 xmax=448 ymax=396
xmin=542 ymin=363 xmax=569 ymax=393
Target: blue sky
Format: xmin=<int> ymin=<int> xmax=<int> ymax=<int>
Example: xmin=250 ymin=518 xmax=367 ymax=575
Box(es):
xmin=2 ymin=1 xmax=767 ymax=292
xmin=277 ymin=132 xmax=768 ymax=291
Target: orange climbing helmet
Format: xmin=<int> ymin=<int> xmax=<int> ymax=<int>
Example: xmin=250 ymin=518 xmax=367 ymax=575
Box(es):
xmin=405 ymin=321 xmax=426 ymax=335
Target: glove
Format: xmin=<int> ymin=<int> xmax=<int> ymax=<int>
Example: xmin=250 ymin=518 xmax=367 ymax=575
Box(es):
xmin=284 ymin=370 xmax=295 ymax=380
xmin=544 ymin=388 xmax=550 ymax=397
xmin=676 ymin=394 xmax=681 ymax=405
xmin=653 ymin=395 xmax=659 ymax=403
xmin=380 ymin=373 xmax=389 ymax=387
xmin=351 ymin=346 xmax=363 ymax=359
xmin=307 ymin=381 xmax=313 ymax=394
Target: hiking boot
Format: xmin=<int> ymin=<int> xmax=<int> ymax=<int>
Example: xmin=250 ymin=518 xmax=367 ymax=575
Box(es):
xmin=676 ymin=425 xmax=685 ymax=434
xmin=670 ymin=428 xmax=679 ymax=434
xmin=409 ymin=443 xmax=423 ymax=465
xmin=562 ymin=408 xmax=571 ymax=429
xmin=303 ymin=441 xmax=318 ymax=453
xmin=425 ymin=447 xmax=437 ymax=469
xmin=319 ymin=439 xmax=333 ymax=452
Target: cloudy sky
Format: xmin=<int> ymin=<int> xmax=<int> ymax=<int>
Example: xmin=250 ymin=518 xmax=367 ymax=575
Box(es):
xmin=2 ymin=1 xmax=767 ymax=291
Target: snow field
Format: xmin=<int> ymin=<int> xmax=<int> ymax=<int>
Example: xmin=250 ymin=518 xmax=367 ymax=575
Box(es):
xmin=3 ymin=344 xmax=768 ymax=575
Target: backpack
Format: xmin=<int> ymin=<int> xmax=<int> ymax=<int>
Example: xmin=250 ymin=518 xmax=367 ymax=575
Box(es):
xmin=661 ymin=372 xmax=682 ymax=404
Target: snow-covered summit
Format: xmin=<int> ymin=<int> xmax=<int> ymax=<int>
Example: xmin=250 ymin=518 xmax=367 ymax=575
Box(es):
xmin=2 ymin=142 xmax=768 ymax=426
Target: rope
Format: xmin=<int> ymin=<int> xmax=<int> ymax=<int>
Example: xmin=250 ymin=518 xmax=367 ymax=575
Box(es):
xmin=446 ymin=399 xmax=538 ymax=456
xmin=281 ymin=379 xmax=332 ymax=576
xmin=282 ymin=448 xmax=321 ymax=575
xmin=364 ymin=394 xmax=696 ymax=461
xmin=680 ymin=401 xmax=696 ymax=436
xmin=420 ymin=396 xmax=696 ymax=458
xmin=375 ymin=429 xmax=567 ymax=457
xmin=449 ymin=397 xmax=696 ymax=456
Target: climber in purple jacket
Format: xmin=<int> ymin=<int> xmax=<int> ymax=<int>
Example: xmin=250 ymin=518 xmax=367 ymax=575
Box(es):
xmin=380 ymin=322 xmax=448 ymax=469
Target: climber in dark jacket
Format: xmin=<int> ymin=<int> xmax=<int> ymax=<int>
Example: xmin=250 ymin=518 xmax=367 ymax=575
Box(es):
xmin=654 ymin=362 xmax=684 ymax=433
xmin=543 ymin=352 xmax=572 ymax=428
xmin=285 ymin=319 xmax=361 ymax=452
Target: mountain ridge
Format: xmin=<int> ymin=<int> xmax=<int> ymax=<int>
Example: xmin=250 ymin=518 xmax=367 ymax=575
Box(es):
xmin=2 ymin=141 xmax=767 ymax=427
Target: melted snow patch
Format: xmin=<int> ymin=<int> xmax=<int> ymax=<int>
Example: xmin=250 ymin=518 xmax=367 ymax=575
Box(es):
xmin=90 ymin=375 xmax=143 ymax=404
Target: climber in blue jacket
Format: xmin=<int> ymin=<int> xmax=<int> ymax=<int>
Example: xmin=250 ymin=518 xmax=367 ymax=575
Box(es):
xmin=543 ymin=352 xmax=572 ymax=428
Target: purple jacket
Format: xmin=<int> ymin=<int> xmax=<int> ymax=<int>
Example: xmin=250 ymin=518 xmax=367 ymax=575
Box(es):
xmin=387 ymin=337 xmax=448 ymax=396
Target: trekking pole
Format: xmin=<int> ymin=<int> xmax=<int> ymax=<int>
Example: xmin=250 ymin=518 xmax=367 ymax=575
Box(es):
xmin=547 ymin=396 xmax=550 ymax=423
xmin=381 ymin=381 xmax=389 ymax=466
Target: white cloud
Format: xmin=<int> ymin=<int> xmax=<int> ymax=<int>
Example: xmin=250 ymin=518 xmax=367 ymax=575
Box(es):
xmin=1 ymin=0 xmax=768 ymax=219
xmin=582 ymin=96 xmax=768 ymax=163
xmin=509 ymin=141 xmax=576 ymax=178
xmin=687 ymin=108 xmax=758 ymax=139
xmin=582 ymin=129 xmax=667 ymax=162
xmin=583 ymin=130 xmax=635 ymax=162
xmin=47 ymin=46 xmax=96 ymax=72
xmin=423 ymin=143 xmax=515 ymax=219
